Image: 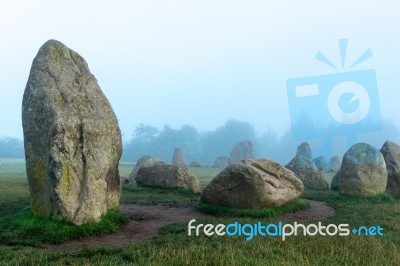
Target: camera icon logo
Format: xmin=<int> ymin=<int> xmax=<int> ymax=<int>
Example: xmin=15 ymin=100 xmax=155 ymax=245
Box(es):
xmin=287 ymin=40 xmax=382 ymax=142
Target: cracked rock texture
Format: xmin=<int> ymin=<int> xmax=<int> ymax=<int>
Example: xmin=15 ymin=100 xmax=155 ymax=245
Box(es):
xmin=201 ymin=159 xmax=304 ymax=209
xmin=22 ymin=40 xmax=122 ymax=225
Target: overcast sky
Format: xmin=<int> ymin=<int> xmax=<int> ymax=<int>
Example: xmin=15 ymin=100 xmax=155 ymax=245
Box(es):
xmin=1 ymin=0 xmax=400 ymax=142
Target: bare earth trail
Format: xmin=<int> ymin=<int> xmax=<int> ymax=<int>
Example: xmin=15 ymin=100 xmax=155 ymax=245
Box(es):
xmin=48 ymin=200 xmax=335 ymax=252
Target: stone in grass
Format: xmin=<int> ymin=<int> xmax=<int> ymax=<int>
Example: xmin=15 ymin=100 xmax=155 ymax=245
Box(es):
xmin=201 ymin=158 xmax=304 ymax=209
xmin=339 ymin=143 xmax=387 ymax=197
xmin=214 ymin=156 xmax=230 ymax=168
xmin=22 ymin=40 xmax=122 ymax=225
xmin=230 ymin=141 xmax=254 ymax=164
xmin=381 ymin=141 xmax=400 ymax=197
xmin=313 ymin=156 xmax=327 ymax=171
xmin=172 ymin=148 xmax=187 ymax=166
xmin=128 ymin=155 xmax=163 ymax=182
xmin=286 ymin=156 xmax=329 ymax=190
xmin=135 ymin=163 xmax=201 ymax=193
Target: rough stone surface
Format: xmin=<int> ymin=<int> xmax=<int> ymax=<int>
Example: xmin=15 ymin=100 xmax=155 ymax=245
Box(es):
xmin=172 ymin=148 xmax=187 ymax=166
xmin=381 ymin=141 xmax=400 ymax=197
xmin=230 ymin=141 xmax=254 ymax=164
xmin=327 ymin=156 xmax=342 ymax=172
xmin=214 ymin=156 xmax=230 ymax=168
xmin=339 ymin=143 xmax=387 ymax=197
xmin=22 ymin=40 xmax=122 ymax=225
xmin=201 ymin=159 xmax=304 ymax=209
xmin=189 ymin=161 xmax=202 ymax=167
xmin=296 ymin=142 xmax=312 ymax=159
xmin=313 ymin=156 xmax=327 ymax=171
xmin=286 ymin=156 xmax=329 ymax=190
xmin=135 ymin=163 xmax=201 ymax=193
xmin=128 ymin=156 xmax=162 ymax=182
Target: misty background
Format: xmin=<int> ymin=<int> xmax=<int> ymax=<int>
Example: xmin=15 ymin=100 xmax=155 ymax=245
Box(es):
xmin=1 ymin=1 xmax=400 ymax=164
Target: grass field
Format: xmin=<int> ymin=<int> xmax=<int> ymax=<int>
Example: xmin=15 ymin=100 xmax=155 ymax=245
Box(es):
xmin=0 ymin=159 xmax=399 ymax=265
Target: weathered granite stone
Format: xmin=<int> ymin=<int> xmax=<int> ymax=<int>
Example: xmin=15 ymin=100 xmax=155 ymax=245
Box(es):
xmin=201 ymin=159 xmax=304 ymax=209
xmin=135 ymin=163 xmax=201 ymax=193
xmin=286 ymin=156 xmax=329 ymax=190
xmin=128 ymin=155 xmax=162 ymax=182
xmin=339 ymin=143 xmax=387 ymax=197
xmin=172 ymin=148 xmax=187 ymax=165
xmin=381 ymin=141 xmax=400 ymax=197
xmin=22 ymin=40 xmax=122 ymax=225
xmin=230 ymin=141 xmax=254 ymax=164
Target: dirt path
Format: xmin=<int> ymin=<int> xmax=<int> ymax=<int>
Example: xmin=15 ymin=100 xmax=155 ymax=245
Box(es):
xmin=48 ymin=202 xmax=210 ymax=252
xmin=275 ymin=200 xmax=336 ymax=221
xmin=48 ymin=200 xmax=335 ymax=252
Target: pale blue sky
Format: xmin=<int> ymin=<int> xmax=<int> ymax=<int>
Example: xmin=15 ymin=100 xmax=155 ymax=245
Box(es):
xmin=1 ymin=0 xmax=399 ymax=141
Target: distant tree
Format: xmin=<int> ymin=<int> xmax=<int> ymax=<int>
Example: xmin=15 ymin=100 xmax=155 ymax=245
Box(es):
xmin=123 ymin=124 xmax=161 ymax=161
xmin=132 ymin=123 xmax=160 ymax=143
xmin=122 ymin=124 xmax=201 ymax=163
xmin=0 ymin=137 xmax=24 ymax=158
xmin=200 ymin=119 xmax=256 ymax=164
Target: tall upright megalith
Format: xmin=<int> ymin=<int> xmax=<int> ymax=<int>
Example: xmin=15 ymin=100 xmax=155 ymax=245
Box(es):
xmin=22 ymin=40 xmax=122 ymax=225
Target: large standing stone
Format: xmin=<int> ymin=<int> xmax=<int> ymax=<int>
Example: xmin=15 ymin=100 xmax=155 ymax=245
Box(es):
xmin=22 ymin=40 xmax=122 ymax=225
xmin=201 ymin=159 xmax=304 ymax=209
xmin=172 ymin=148 xmax=187 ymax=165
xmin=214 ymin=156 xmax=230 ymax=168
xmin=230 ymin=140 xmax=254 ymax=164
xmin=128 ymin=155 xmax=162 ymax=182
xmin=327 ymin=156 xmax=342 ymax=172
xmin=381 ymin=141 xmax=400 ymax=197
xmin=296 ymin=142 xmax=312 ymax=159
xmin=339 ymin=143 xmax=387 ymax=197
xmin=286 ymin=156 xmax=329 ymax=190
xmin=136 ymin=163 xmax=201 ymax=193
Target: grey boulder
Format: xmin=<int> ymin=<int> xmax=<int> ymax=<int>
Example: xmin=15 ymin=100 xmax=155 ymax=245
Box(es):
xmin=327 ymin=156 xmax=342 ymax=172
xmin=286 ymin=156 xmax=329 ymax=190
xmin=230 ymin=141 xmax=254 ymax=164
xmin=201 ymin=159 xmax=304 ymax=209
xmin=339 ymin=143 xmax=387 ymax=197
xmin=128 ymin=155 xmax=162 ymax=182
xmin=296 ymin=142 xmax=312 ymax=159
xmin=214 ymin=156 xmax=230 ymax=168
xmin=381 ymin=141 xmax=400 ymax=197
xmin=313 ymin=156 xmax=327 ymax=171
xmin=136 ymin=163 xmax=201 ymax=193
xmin=172 ymin=148 xmax=187 ymax=166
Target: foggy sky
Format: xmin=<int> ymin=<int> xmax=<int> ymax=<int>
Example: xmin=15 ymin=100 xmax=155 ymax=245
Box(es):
xmin=1 ymin=0 xmax=400 ymax=142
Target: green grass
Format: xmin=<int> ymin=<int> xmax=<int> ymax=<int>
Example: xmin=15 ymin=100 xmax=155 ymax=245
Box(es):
xmin=118 ymin=161 xmax=135 ymax=177
xmin=0 ymin=159 xmax=400 ymax=265
xmin=121 ymin=184 xmax=201 ymax=204
xmin=322 ymin=171 xmax=337 ymax=184
xmin=187 ymin=167 xmax=222 ymax=187
xmin=0 ymin=208 xmax=128 ymax=247
xmin=197 ymin=199 xmax=308 ymax=218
